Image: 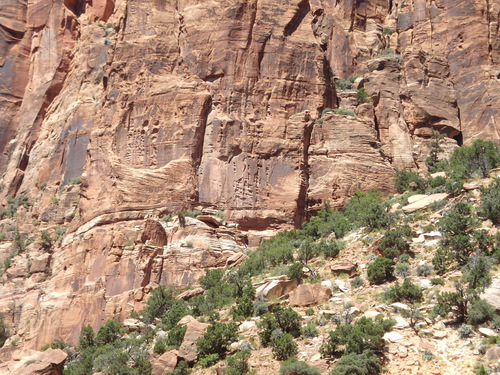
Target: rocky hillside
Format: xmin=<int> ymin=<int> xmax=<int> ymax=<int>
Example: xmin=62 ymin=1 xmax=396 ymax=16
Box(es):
xmin=0 ymin=0 xmax=500 ymax=373
xmin=1 ymin=141 xmax=500 ymax=374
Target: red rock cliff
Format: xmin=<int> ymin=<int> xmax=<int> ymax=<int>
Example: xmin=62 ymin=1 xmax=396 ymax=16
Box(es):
xmin=0 ymin=0 xmax=499 ymax=350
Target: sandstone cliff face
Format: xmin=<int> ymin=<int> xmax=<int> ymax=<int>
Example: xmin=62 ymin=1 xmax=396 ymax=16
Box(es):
xmin=0 ymin=0 xmax=499 ymax=351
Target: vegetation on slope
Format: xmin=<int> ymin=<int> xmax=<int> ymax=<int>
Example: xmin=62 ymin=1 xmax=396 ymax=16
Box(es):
xmin=59 ymin=139 xmax=500 ymax=375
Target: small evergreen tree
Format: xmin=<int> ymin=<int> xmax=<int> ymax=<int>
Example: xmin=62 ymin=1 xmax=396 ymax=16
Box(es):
xmin=367 ymin=257 xmax=394 ymax=284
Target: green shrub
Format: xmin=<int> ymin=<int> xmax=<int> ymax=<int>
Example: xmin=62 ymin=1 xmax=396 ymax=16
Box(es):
xmin=431 ymin=277 xmax=445 ymax=285
xmin=475 ymin=365 xmax=488 ymax=375
xmin=344 ymin=191 xmax=392 ymax=230
xmin=0 ymin=195 xmax=31 ymax=219
xmin=438 ymin=202 xmax=478 ymax=266
xmin=161 ymin=214 xmax=173 ymax=222
xmin=447 ymin=139 xmax=500 ymax=180
xmin=316 ymin=239 xmax=345 ymax=258
xmin=394 ymin=169 xmax=427 ymax=193
xmin=457 ymin=324 xmax=473 ymax=339
xmin=287 ymin=262 xmax=305 ymax=282
xmin=154 ymin=339 xmax=167 ymax=354
xmin=166 ymin=361 xmax=190 ymax=375
xmin=301 ymin=202 xmax=351 ymax=239
xmin=398 ymin=253 xmax=410 ymax=263
xmin=280 ymin=358 xmax=321 ymax=375
xmin=258 ymin=230 xmax=298 ymax=267
xmin=232 ymin=295 xmax=254 ymax=321
xmin=0 ymin=314 xmax=8 ymax=348
xmin=78 ymin=325 xmax=95 ymax=350
xmin=385 ymin=278 xmax=423 ymax=304
xmin=273 ymin=305 xmax=302 ymax=338
xmin=480 ymin=178 xmax=500 ymax=224
xmin=298 ymin=239 xmax=319 ymax=265
xmin=190 ymin=269 xmax=254 ymax=317
xmin=322 ymin=108 xmax=333 ymax=116
xmin=432 ymin=247 xmax=450 ymax=275
xmin=350 ymin=276 xmax=364 ymax=288
xmin=462 ymin=253 xmax=492 ymax=291
xmin=96 ymin=320 xmax=124 ymax=346
xmin=335 ymin=75 xmax=362 ymax=91
xmin=198 ymin=353 xmax=219 ymax=368
xmin=422 ymin=349 xmax=434 ymax=361
xmin=196 ymin=322 xmax=238 ymax=359
xmin=433 ymin=282 xmax=476 ymax=322
xmin=93 ymin=333 xmax=152 ymax=375
xmin=142 ymin=285 xmax=189 ymax=326
xmin=394 ymin=262 xmax=410 ymax=278
xmin=41 ymin=231 xmax=53 ymax=252
xmin=379 ymin=225 xmax=415 ymax=259
xmin=165 ymin=325 xmax=187 ymax=349
xmin=271 ymin=331 xmax=297 ymax=361
xmin=425 ymin=132 xmax=446 ymax=173
xmin=367 ymin=257 xmax=394 ymax=284
xmin=63 ymin=347 xmax=96 ymax=375
xmin=49 ymin=339 xmax=68 ymax=350
xmin=184 ymin=210 xmax=202 ymax=218
xmin=356 ymin=88 xmax=371 ymax=103
xmin=334 ymin=108 xmax=356 ymax=117
xmin=226 ymin=349 xmax=251 ymax=375
xmin=382 ymin=27 xmax=395 ymax=35
xmin=417 ymin=264 xmax=432 ymax=277
xmin=258 ymin=306 xmax=302 ymax=347
xmin=253 ymin=300 xmax=269 ymax=316
xmin=416 ymin=264 xmax=433 ymax=277
xmin=320 ymin=316 xmax=394 ymax=357
xmin=330 ymin=351 xmax=382 ymax=375
xmin=301 ymin=322 xmax=319 ymax=338
xmin=467 ymin=299 xmax=495 ymax=325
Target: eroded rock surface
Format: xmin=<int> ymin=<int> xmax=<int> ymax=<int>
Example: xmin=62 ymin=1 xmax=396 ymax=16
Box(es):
xmin=0 ymin=0 xmax=500 ymax=355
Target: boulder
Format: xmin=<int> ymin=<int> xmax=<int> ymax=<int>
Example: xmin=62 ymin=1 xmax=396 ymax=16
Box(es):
xmin=334 ymin=279 xmax=349 ymax=293
xmin=383 ymin=331 xmax=403 ymax=343
xmin=478 ymin=328 xmax=497 ymax=337
xmin=487 ymin=346 xmax=500 ymax=362
xmin=238 ymin=321 xmax=256 ymax=332
xmin=177 ymin=315 xmax=196 ymax=326
xmin=178 ymin=320 xmax=209 ymax=363
xmin=123 ymin=318 xmax=146 ymax=332
xmin=420 ymin=279 xmax=432 ymax=289
xmin=390 ymin=302 xmax=410 ymax=312
xmin=402 ymin=193 xmax=449 ymax=214
xmin=29 ymin=253 xmax=51 ymax=274
xmin=393 ymin=317 xmax=410 ymax=329
xmin=177 ymin=288 xmax=204 ymax=301
xmin=152 ymin=350 xmax=178 ymax=375
xmin=289 ymin=284 xmax=333 ymax=307
xmin=330 ymin=261 xmax=358 ymax=277
xmin=481 ymin=278 xmax=500 ymax=310
xmin=10 ymin=349 xmax=67 ymax=375
xmin=225 ymin=252 xmax=248 ymax=268
xmin=254 ymin=276 xmax=299 ymax=300
xmin=433 ymin=331 xmax=447 ymax=339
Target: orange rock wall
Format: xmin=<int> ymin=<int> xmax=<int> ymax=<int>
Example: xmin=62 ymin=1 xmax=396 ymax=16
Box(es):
xmin=0 ymin=0 xmax=499 ymax=350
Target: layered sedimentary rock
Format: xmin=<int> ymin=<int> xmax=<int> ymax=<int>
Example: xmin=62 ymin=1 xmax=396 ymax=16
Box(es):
xmin=0 ymin=0 xmax=499 ymax=352
xmin=0 ymin=213 xmax=248 ymax=349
